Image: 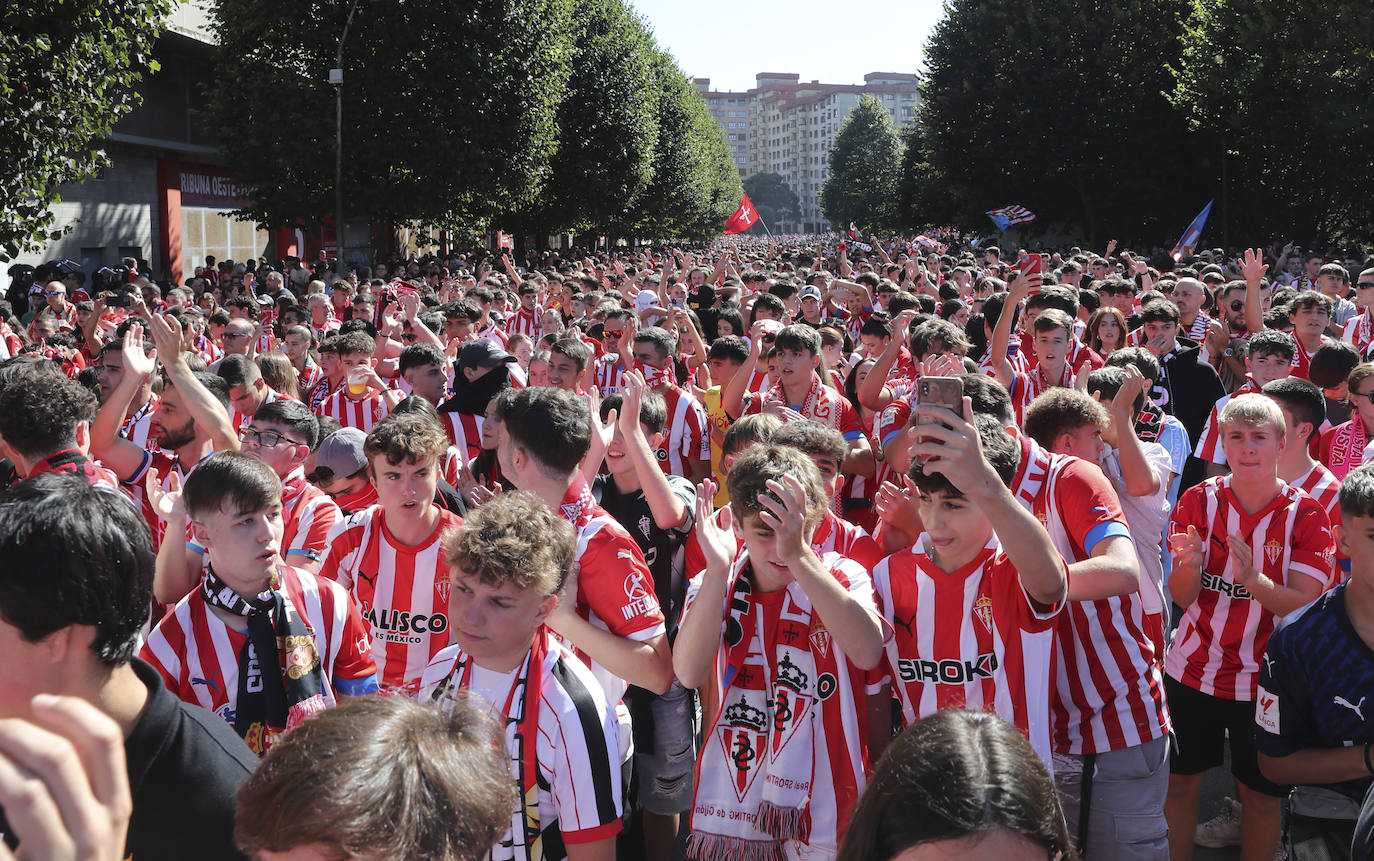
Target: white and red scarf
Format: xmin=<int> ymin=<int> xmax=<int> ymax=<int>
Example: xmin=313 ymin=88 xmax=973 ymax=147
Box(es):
xmin=687 ymin=555 xmax=840 ymax=861
xmin=760 ymin=371 xmax=841 ymax=430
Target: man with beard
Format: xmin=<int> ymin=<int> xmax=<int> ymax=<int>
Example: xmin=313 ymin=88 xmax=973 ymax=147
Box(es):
xmin=90 ymin=314 xmax=239 ymax=550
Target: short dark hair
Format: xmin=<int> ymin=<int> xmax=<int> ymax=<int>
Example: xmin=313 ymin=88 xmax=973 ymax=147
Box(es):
xmin=217 ymin=352 xmax=260 ymax=388
xmin=771 ymin=420 xmax=847 ymax=470
xmin=1262 ymin=377 xmax=1325 ymax=442
xmin=255 ymin=399 xmax=320 ymax=449
xmin=0 ymin=363 xmax=97 ymax=458
xmin=0 ymin=473 xmax=154 ymax=665
xmin=910 ymin=414 xmax=1020 ymax=497
xmin=909 ymin=319 xmax=970 ymax=360
xmin=599 ymin=389 xmax=667 ymax=435
xmin=333 ymin=331 xmax=376 ymax=358
xmin=183 ymin=451 xmax=283 ymax=522
xmin=958 ymin=373 xmax=1015 ymax=426
xmin=774 ymin=324 xmax=821 ymax=357
xmin=495 ymin=387 xmax=590 ymax=476
xmin=1308 ymin=340 xmax=1360 ymax=389
xmin=707 ymin=335 xmax=750 ymax=365
xmin=1104 ymin=346 xmax=1159 ymax=383
xmin=166 ymin=370 xmax=233 ymax=413
xmin=632 ymin=327 xmax=675 ymax=362
xmin=550 ymin=337 xmax=592 ymax=371
xmin=1247 ymin=328 xmax=1296 ymax=363
xmin=720 ymin=413 xmax=781 ymax=460
xmin=1340 ymin=465 xmax=1374 ymax=521
xmin=1139 ymin=300 xmax=1180 ymax=325
xmin=399 ymin=342 xmax=448 ymax=375
xmin=235 ymin=696 xmax=512 ymax=860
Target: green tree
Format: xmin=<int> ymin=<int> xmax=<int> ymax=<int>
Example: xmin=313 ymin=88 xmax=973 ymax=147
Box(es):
xmin=0 ymin=0 xmax=174 ymax=261
xmin=912 ymin=0 xmax=1208 ymax=243
xmin=1170 ymin=0 xmax=1374 ymax=245
xmin=741 ymin=172 xmax=799 ymax=233
xmin=519 ymin=0 xmax=658 ymax=238
xmin=820 ymin=95 xmax=902 ymax=234
xmin=623 ymin=48 xmax=740 ymax=240
xmin=208 ymin=0 xmax=575 ymax=235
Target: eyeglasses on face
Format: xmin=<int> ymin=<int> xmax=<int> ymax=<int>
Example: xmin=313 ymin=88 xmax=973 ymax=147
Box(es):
xmin=239 ymin=427 xmax=303 ymax=447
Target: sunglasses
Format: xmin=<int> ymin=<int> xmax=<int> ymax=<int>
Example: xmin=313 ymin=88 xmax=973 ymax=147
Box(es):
xmin=1359 ymin=282 xmax=1374 ymax=289
xmin=1228 ymin=300 xmax=1244 ymax=312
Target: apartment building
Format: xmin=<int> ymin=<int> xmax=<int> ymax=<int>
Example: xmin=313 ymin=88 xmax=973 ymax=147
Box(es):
xmin=696 ymin=72 xmax=918 ymax=233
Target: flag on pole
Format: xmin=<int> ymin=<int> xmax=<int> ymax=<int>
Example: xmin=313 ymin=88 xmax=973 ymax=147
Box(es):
xmin=846 ymin=222 xmax=859 ymax=241
xmin=986 ymin=205 xmax=1036 ymax=232
xmin=496 ymin=231 xmax=514 ymax=250
xmin=724 ymin=194 xmax=761 ymax=234
xmin=1170 ymin=200 xmax=1214 ymax=262
xmin=913 ymin=235 xmax=947 ymax=255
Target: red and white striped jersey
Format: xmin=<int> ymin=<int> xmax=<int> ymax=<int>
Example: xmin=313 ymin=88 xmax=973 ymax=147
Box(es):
xmin=651 ymin=383 xmax=710 ymax=478
xmin=1012 ymin=434 xmax=1171 ymax=754
xmin=593 ymin=355 xmax=627 ymax=395
xmin=1193 ymin=379 xmax=1261 ymax=465
xmin=127 ymin=449 xmax=213 ymax=549
xmin=417 ymin=632 xmax=625 ymax=854
xmin=1008 ymin=364 xmax=1073 ymax=426
xmin=140 ymin=564 xmax=377 ymax=746
xmin=439 ymin=411 xmax=484 ymax=461
xmin=281 ymin=466 xmax=342 ymax=567
xmin=295 ymin=359 xmax=323 ymax=398
xmin=314 ymin=389 xmax=392 ymax=433
xmin=873 ymin=537 xmax=1062 ymax=766
xmin=1166 ymin=477 xmax=1335 ymax=700
xmin=119 ymin=394 xmax=160 ymax=452
xmin=1293 ymin=462 xmax=1343 ymax=583
xmin=505 ymin=306 xmax=542 ymax=340
xmin=317 ymin=505 xmax=462 ymax=695
xmin=555 ymin=478 xmax=667 ymax=703
xmin=811 ymin=510 xmax=883 ymax=569
xmin=307 ymin=374 xmax=342 ymax=413
xmin=475 ymin=324 xmax=508 ymax=348
xmin=1344 ymin=310 xmax=1374 ymax=356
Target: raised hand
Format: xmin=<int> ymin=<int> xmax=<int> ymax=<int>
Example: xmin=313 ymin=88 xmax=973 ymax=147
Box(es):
xmin=694 ymin=480 xmax=737 ymax=576
xmin=756 ymin=475 xmax=811 ymax=563
xmin=1240 ymin=248 xmax=1268 ymax=284
xmin=144 ymin=469 xmax=185 ymax=523
xmin=1168 ymin=525 xmax=1204 ymax=571
xmin=121 ymin=323 xmax=155 ymax=379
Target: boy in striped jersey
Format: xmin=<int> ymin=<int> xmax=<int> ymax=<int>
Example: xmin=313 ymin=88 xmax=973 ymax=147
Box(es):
xmin=142 ymin=452 xmax=378 ymax=756
xmin=871 ymin=408 xmax=1067 ymax=767
xmin=1164 ymin=394 xmax=1335 ymax=861
xmin=317 ymin=413 xmax=462 ymax=695
xmin=419 ymin=491 xmax=625 ymax=861
xmin=313 ymin=332 xmax=401 ymax=433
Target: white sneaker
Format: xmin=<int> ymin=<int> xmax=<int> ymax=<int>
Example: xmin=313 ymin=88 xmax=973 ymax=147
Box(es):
xmin=1194 ymin=796 xmax=1243 ymax=848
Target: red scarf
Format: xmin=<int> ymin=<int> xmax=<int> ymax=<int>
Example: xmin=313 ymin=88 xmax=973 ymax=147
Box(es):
xmin=428 ymin=634 xmax=548 ymax=861
xmin=761 ymin=372 xmax=841 ymax=429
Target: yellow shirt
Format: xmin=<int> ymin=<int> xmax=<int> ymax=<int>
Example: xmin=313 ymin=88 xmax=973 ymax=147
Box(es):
xmin=703 ymin=386 xmax=731 ymax=506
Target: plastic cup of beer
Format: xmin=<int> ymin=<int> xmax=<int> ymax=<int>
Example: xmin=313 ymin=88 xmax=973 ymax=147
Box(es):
xmin=346 ymin=366 xmax=368 ymax=396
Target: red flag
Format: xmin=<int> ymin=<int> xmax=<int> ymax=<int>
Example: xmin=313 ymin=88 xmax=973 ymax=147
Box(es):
xmin=497 ymin=231 xmax=514 ymax=250
xmin=724 ymin=194 xmax=760 ymax=234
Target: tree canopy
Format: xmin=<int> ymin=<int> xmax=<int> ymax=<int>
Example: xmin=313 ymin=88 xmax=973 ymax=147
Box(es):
xmin=820 ymin=95 xmax=902 ymax=234
xmin=1170 ymin=0 xmax=1374 ymax=245
xmin=741 ymin=173 xmax=799 ymax=234
xmin=909 ymin=0 xmax=1208 ymax=244
xmin=0 ymin=0 xmax=173 ymax=261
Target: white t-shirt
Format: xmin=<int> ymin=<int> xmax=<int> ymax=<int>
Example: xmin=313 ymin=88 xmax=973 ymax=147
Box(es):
xmin=1100 ymin=441 xmax=1174 ymax=619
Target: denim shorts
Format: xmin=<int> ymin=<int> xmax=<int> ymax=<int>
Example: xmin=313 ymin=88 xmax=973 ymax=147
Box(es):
xmin=628 ymin=679 xmax=698 ymax=815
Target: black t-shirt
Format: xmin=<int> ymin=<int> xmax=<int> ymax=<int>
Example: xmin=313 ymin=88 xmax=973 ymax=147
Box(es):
xmin=1 ymin=659 xmax=257 ymax=860
xmin=124 ymin=658 xmax=258 ymax=860
xmin=592 ymin=474 xmax=695 ymax=642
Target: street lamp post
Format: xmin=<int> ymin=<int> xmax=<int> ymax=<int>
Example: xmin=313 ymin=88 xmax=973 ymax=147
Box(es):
xmin=331 ymin=0 xmax=362 ymax=265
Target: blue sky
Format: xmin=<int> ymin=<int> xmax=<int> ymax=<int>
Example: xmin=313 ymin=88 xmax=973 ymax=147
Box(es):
xmin=628 ymin=0 xmax=947 ymax=92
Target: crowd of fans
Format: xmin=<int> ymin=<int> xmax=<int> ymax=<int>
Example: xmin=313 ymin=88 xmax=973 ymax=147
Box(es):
xmin=4 ymin=234 xmax=1374 ymax=861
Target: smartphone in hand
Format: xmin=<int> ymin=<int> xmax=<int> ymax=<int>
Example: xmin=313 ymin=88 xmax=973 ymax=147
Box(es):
xmin=914 ymin=376 xmax=964 ymax=463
